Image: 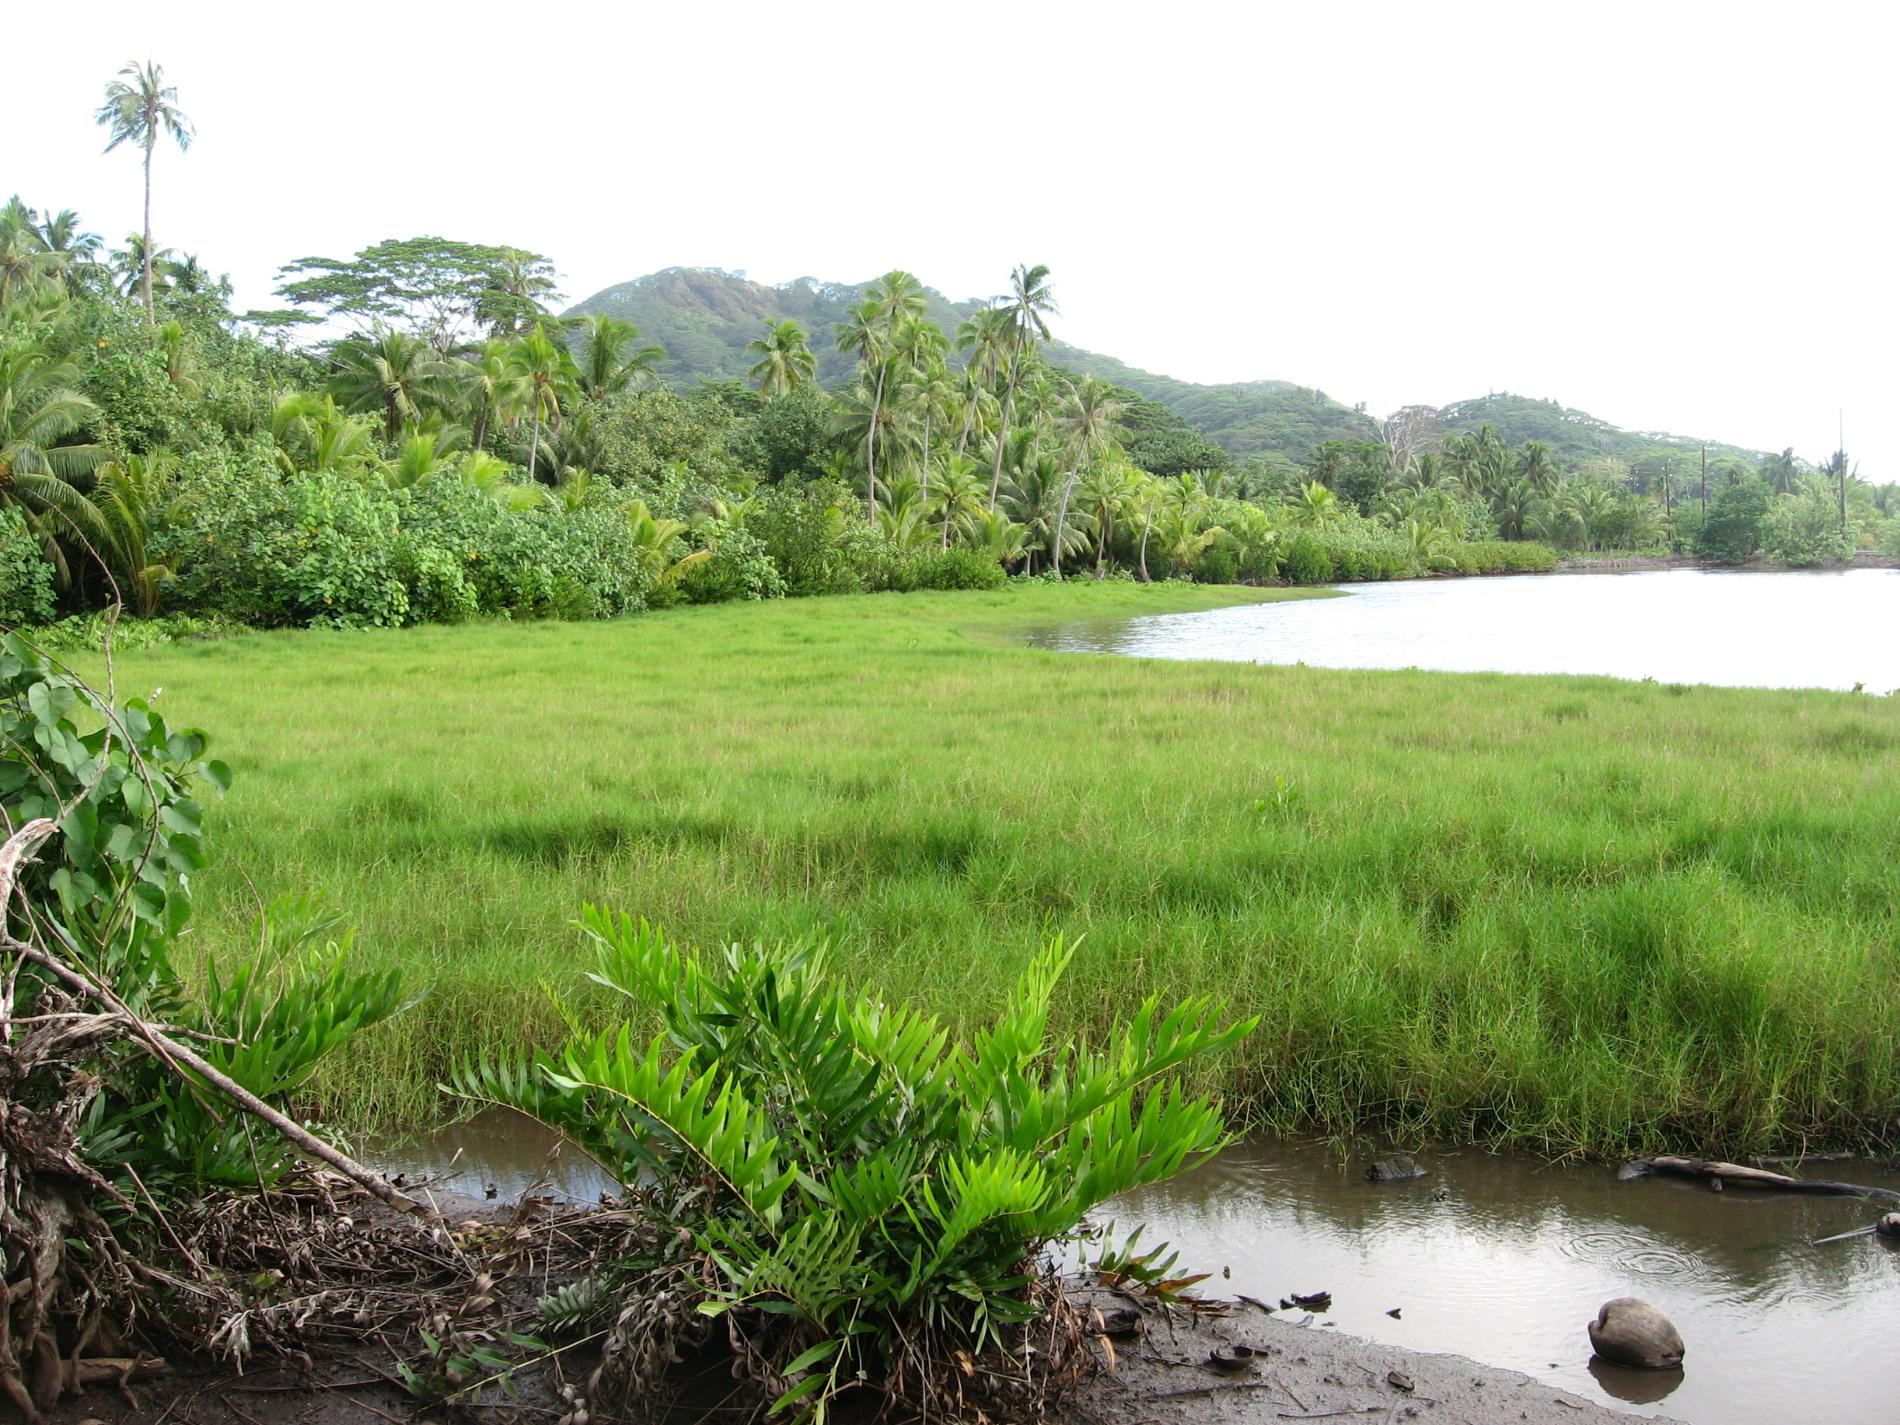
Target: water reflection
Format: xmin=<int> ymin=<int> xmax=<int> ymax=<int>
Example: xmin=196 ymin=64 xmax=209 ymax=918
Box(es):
xmin=1111 ymin=1141 xmax=1900 ymax=1424
xmin=1020 ymin=569 xmax=1900 ymax=693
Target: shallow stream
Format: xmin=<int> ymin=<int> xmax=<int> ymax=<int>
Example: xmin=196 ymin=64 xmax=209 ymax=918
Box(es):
xmin=381 ymin=1116 xmax=1900 ymax=1425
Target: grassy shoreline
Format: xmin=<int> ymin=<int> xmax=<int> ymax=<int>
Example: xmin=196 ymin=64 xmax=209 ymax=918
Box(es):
xmin=92 ymin=582 xmax=1900 ymax=1154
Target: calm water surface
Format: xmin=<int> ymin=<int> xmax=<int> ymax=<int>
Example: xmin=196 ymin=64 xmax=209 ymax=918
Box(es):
xmin=1020 ymin=568 xmax=1900 ymax=693
xmin=387 ymin=1116 xmax=1900 ymax=1425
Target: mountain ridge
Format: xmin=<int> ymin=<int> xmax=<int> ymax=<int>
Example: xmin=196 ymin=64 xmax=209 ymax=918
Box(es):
xmin=568 ymin=268 xmax=1770 ymax=471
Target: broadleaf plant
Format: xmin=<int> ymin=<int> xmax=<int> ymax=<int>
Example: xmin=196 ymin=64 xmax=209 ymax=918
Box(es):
xmin=454 ymin=910 xmax=1255 ymax=1420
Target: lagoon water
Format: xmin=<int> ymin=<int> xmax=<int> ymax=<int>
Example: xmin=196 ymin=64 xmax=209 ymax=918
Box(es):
xmin=1019 ymin=568 xmax=1900 ymax=694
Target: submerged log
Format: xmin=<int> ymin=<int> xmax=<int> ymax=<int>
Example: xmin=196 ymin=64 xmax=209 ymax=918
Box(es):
xmin=1620 ymin=1155 xmax=1900 ymax=1202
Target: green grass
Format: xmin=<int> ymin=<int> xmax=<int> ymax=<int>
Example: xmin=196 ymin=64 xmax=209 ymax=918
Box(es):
xmin=96 ymin=582 xmax=1900 ymax=1155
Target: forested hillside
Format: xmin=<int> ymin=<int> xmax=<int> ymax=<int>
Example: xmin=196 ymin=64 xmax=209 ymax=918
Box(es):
xmin=570 ymin=268 xmax=1768 ymax=470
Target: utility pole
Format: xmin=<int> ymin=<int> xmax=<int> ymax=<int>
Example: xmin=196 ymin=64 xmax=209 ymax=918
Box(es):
xmin=1838 ymin=410 xmax=1847 ymax=533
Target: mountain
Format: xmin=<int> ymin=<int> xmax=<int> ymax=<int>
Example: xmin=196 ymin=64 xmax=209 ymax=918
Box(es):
xmin=567 ymin=269 xmax=1768 ymax=472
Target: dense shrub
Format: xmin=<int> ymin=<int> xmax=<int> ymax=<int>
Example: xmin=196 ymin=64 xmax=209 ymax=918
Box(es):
xmin=867 ymin=546 xmax=1008 ymax=592
xmin=746 ymin=478 xmax=869 ymax=596
xmin=0 ymin=509 xmax=58 ymax=626
xmin=1277 ymin=531 xmax=1335 ymax=583
xmin=152 ymin=444 xmax=411 ymax=628
xmin=1695 ymin=477 xmax=1770 ymax=564
xmin=1196 ymin=542 xmax=1239 ymax=584
xmin=1760 ymin=487 xmax=1852 ymax=567
xmin=675 ymin=520 xmax=786 ymax=603
xmin=1448 ymin=540 xmax=1560 ymax=574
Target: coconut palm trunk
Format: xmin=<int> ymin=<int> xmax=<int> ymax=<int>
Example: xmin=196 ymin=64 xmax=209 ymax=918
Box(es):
xmin=1138 ymin=511 xmax=1153 ymax=581
xmin=527 ymin=402 xmax=542 ymax=484
xmin=866 ymin=363 xmax=886 ymax=521
xmin=1051 ymin=457 xmax=1081 ymax=581
xmin=140 ymin=142 xmax=154 ymax=323
xmin=987 ymin=382 xmax=1016 ymax=511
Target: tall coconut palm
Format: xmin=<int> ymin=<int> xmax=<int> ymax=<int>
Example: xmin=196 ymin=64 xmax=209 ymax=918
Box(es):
xmin=988 ymin=263 xmax=1057 ymax=511
xmin=330 ymin=327 xmax=454 ymax=440
xmin=746 ymin=318 xmax=816 ymax=397
xmin=834 ymin=298 xmax=888 ymax=518
xmin=37 ymin=210 xmax=102 ymax=295
xmin=95 ymin=61 xmax=192 ymax=325
xmin=455 ymin=340 xmax=513 ymax=451
xmin=576 ymin=313 xmax=663 ymax=401
xmin=504 ymin=328 xmax=576 ymax=485
xmin=1049 ymin=378 xmax=1125 ymax=580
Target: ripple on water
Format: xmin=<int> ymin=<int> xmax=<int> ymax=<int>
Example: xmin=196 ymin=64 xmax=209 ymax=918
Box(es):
xmin=1560 ymin=1230 xmax=1697 ymax=1280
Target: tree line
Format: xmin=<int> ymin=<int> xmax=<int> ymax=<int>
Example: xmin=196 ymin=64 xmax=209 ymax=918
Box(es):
xmin=4 ymin=61 xmax=1893 ymax=634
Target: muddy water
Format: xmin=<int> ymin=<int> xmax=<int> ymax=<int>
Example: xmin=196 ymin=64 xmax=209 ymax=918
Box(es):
xmin=389 ymin=1116 xmax=1900 ymax=1424
xmin=1116 ymin=1140 xmax=1900 ymax=1425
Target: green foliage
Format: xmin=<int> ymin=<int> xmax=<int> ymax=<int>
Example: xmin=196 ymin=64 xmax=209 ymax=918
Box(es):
xmin=1445 ymin=540 xmax=1560 ymax=575
xmin=674 ymin=520 xmax=786 ymax=604
xmin=0 ymin=507 xmax=57 ymax=624
xmin=274 ymin=236 xmax=557 ymax=349
xmin=456 ymin=915 xmax=1251 ymax=1416
xmin=868 ymin=546 xmax=1008 ymax=593
xmin=746 ymin=479 xmax=875 ymax=597
xmin=1695 ymin=476 xmax=1771 ymax=564
xmin=1760 ymin=483 xmax=1852 ymax=567
xmin=1276 ymin=520 xmax=1410 ymax=583
xmin=2 ymin=636 xmax=407 ymax=1197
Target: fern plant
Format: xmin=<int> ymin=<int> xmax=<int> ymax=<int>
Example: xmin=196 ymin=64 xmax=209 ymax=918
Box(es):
xmin=454 ymin=912 xmax=1255 ymax=1419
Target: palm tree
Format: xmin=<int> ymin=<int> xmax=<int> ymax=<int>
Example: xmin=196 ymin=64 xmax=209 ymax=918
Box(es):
xmin=1078 ymin=459 xmax=1141 ymax=577
xmin=988 ymin=263 xmax=1057 ymax=511
xmin=1287 ymin=480 xmax=1344 ymax=529
xmin=0 ymin=346 xmax=109 ymax=575
xmin=94 ymin=450 xmax=175 ymax=614
xmin=0 ymin=199 xmax=50 ymax=308
xmin=971 ymin=507 xmax=1029 ymax=569
xmin=1763 ymin=448 xmax=1799 ymax=497
xmin=270 ymin=394 xmax=377 ymax=478
xmin=504 ymin=328 xmax=577 ymax=485
xmin=95 ymin=61 xmax=193 ymax=325
xmin=899 ymin=341 xmax=954 ymax=497
xmin=478 ymin=249 xmax=560 ymax=337
xmin=110 ymin=234 xmax=174 ymax=301
xmin=627 ymin=499 xmax=712 ymax=589
xmin=576 ymin=313 xmax=663 ymax=401
xmin=455 ymin=340 xmax=513 ymax=451
xmin=746 ymin=318 xmax=816 ymax=397
xmin=330 ymin=327 xmax=454 ymax=440
xmin=1049 ymin=377 xmax=1126 ymax=579
xmin=928 ymin=455 xmax=987 ymax=550
xmin=1517 ymin=440 xmax=1558 ymax=495
xmin=833 ymin=297 xmax=888 ymax=518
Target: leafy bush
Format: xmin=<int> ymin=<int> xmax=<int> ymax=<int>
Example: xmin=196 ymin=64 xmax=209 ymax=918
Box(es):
xmin=1 ymin=635 xmax=407 ymax=1192
xmin=152 ymin=444 xmax=411 ymax=628
xmin=1196 ymin=542 xmax=1239 ymax=584
xmin=675 ymin=520 xmax=786 ymax=603
xmin=19 ymin=611 xmax=248 ymax=653
xmin=1277 ymin=531 xmax=1335 ymax=583
xmin=1760 ymin=487 xmax=1852 ymax=567
xmin=1447 ymin=540 xmax=1560 ymax=574
xmin=1695 ymin=477 xmax=1770 ymax=564
xmin=456 ymin=916 xmax=1252 ymax=1419
xmin=0 ymin=508 xmax=57 ymax=626
xmin=869 ymin=546 xmax=1008 ymax=593
xmin=744 ymin=479 xmax=869 ymax=597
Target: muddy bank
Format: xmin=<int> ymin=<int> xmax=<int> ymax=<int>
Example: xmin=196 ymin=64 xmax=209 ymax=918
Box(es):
xmin=1072 ymin=1291 xmax=1676 ymax=1425
xmin=41 ymin=1297 xmax=1676 ymax=1425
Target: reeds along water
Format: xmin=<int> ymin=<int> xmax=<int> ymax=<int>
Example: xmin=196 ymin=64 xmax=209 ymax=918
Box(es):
xmin=90 ymin=584 xmax=1900 ymax=1150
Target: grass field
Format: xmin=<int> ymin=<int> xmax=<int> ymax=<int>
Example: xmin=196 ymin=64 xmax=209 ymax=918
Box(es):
xmin=95 ymin=582 xmax=1900 ymax=1154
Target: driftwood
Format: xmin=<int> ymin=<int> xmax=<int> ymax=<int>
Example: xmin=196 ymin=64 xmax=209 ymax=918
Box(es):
xmin=1620 ymin=1155 xmax=1900 ymax=1202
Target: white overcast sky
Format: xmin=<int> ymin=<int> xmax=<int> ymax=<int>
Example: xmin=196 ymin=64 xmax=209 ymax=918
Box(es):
xmin=9 ymin=1 xmax=1895 ymax=479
